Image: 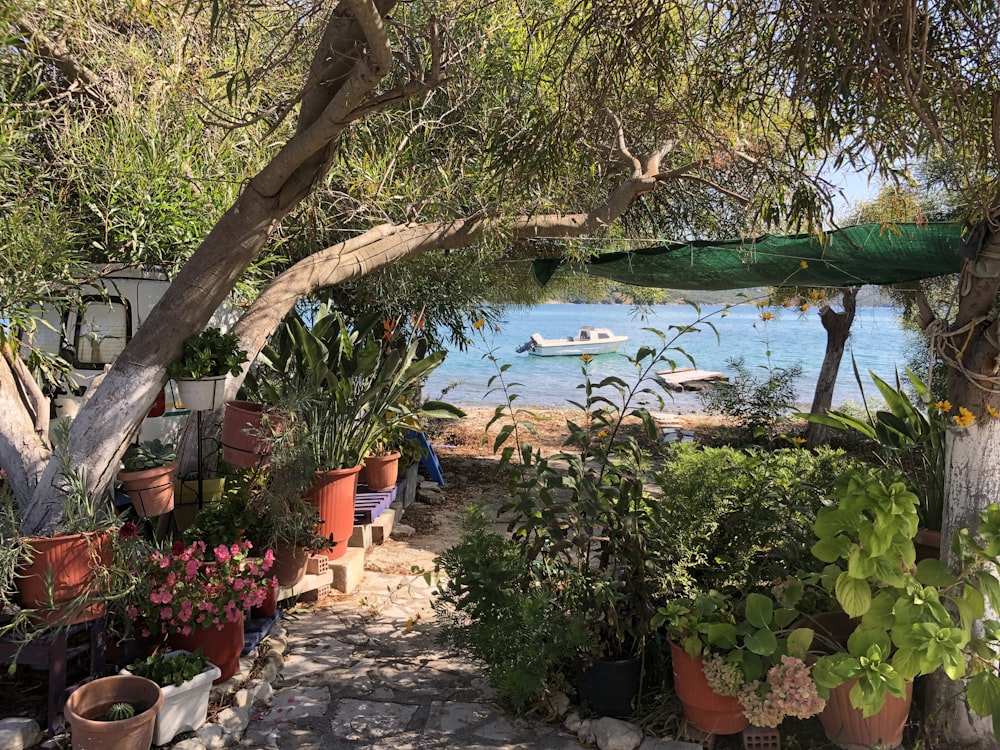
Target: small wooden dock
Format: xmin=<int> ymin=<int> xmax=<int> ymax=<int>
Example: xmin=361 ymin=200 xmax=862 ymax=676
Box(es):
xmin=655 ymin=367 xmax=728 ymax=392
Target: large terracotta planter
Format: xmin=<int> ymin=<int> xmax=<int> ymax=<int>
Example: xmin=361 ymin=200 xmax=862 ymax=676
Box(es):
xmin=176 ymin=375 xmax=227 ymax=412
xmin=576 ymin=657 xmax=641 ymax=718
xmin=914 ymin=528 xmax=941 ymax=563
xmin=270 ymin=542 xmax=310 ymax=587
xmin=117 ymin=461 xmax=178 ymax=518
xmin=167 ymin=616 xmax=245 ymax=684
xmin=307 ymin=466 xmax=362 ymax=560
xmin=16 ymin=531 xmax=111 ymax=624
xmin=819 ymin=679 xmax=913 ymax=749
xmin=64 ymin=674 xmax=163 ymax=750
xmin=670 ymin=642 xmax=749 ymax=735
xmin=358 ymin=452 xmax=401 ymax=491
xmin=221 ymin=401 xmax=283 ymax=468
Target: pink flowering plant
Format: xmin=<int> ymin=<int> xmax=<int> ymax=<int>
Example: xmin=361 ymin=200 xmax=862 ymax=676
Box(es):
xmin=127 ymin=539 xmax=275 ymax=638
xmin=654 ymin=586 xmax=826 ymax=727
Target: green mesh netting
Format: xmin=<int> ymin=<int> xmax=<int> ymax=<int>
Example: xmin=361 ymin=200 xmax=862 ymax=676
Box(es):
xmin=531 ymin=222 xmax=965 ymax=290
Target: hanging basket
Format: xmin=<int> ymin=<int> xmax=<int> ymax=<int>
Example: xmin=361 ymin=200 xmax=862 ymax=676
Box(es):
xmin=117 ymin=461 xmax=178 ymax=518
xmin=176 ymin=375 xmax=227 ymax=412
xmin=221 ymin=401 xmax=283 ymax=468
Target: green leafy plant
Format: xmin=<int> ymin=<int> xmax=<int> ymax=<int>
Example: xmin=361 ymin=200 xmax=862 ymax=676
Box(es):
xmin=126 ymin=649 xmax=210 ymax=687
xmin=121 ymin=439 xmax=176 ymax=472
xmin=700 ymin=355 xmax=803 ymax=445
xmin=802 ymin=366 xmax=946 ymax=531
xmin=168 ymin=326 xmax=248 ymax=380
xmin=652 ymin=588 xmax=825 ymax=727
xmin=248 ymin=308 xmax=462 ymax=469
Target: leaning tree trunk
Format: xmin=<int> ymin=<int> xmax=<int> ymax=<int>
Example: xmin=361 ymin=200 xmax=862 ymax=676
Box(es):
xmin=924 ymin=227 xmax=1000 ymax=749
xmin=803 ymin=287 xmax=858 ymax=448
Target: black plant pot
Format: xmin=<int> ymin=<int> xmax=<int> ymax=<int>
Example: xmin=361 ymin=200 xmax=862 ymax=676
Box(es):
xmin=576 ymin=657 xmax=641 ymax=718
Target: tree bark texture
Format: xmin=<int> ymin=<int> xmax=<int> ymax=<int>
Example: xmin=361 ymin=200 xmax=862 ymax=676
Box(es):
xmin=804 ymin=288 xmax=858 ymax=448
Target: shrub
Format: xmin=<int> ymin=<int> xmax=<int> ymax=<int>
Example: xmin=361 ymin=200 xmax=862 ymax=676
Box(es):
xmin=700 ymin=356 xmax=803 ymax=444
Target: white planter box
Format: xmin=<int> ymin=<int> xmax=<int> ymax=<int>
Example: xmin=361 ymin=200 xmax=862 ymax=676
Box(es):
xmin=177 ymin=375 xmax=227 ymax=411
xmin=123 ymin=649 xmax=222 ymax=745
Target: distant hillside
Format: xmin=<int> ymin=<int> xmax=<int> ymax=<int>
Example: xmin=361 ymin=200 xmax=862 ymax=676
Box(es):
xmin=548 ymin=284 xmax=898 ymax=307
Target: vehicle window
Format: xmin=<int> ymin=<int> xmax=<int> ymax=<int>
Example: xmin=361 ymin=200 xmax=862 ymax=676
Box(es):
xmin=73 ymin=296 xmax=131 ymax=369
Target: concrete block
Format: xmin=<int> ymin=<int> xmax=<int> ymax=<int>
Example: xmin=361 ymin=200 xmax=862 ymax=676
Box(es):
xmin=349 ymin=523 xmax=373 ymax=548
xmin=371 ymin=508 xmax=397 ymax=544
xmin=330 ymin=547 xmax=365 ymax=593
xmin=278 ymin=569 xmax=332 ymax=602
xmin=299 ymin=583 xmax=331 ymax=603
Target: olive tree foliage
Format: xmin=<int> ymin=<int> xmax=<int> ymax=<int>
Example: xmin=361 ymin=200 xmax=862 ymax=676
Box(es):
xmin=0 ymin=0 xmax=833 ymax=535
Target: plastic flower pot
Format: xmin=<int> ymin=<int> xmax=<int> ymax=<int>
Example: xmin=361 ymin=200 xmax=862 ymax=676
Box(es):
xmin=670 ymin=642 xmax=749 ymax=735
xmin=176 ymin=375 xmax=227 ymax=412
xmin=122 ymin=650 xmax=222 ymax=746
xmin=167 ymin=617 xmax=245 ymax=684
xmin=358 ymin=451 xmax=401 ymax=491
xmin=307 ymin=466 xmax=362 ymax=560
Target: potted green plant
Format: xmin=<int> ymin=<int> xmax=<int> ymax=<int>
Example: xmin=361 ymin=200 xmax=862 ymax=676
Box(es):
xmin=123 ymin=649 xmax=221 ymax=745
xmin=653 ymin=587 xmax=825 ymax=734
xmin=117 ymin=439 xmax=177 ymax=518
xmin=802 ymin=367 xmax=946 ymax=556
xmin=251 ymin=308 xmax=460 ymax=559
xmin=14 ymin=421 xmax=116 ymax=627
xmin=168 ymin=327 xmax=248 ymax=412
xmin=64 ymin=674 xmax=163 ymax=750
xmin=803 ymin=466 xmax=1000 ymax=748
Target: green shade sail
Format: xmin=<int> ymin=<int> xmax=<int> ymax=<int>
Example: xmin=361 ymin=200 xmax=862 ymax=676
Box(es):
xmin=531 ymin=222 xmax=965 ymax=290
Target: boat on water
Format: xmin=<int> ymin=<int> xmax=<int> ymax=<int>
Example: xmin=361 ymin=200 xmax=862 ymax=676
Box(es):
xmin=515 ymin=326 xmax=628 ymax=357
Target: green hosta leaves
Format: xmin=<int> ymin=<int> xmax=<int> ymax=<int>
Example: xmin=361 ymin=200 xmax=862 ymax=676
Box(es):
xmin=745 ymin=627 xmax=777 ymax=656
xmin=745 ymin=593 xmax=773 ymax=629
xmin=786 ymin=627 xmax=814 ymax=658
xmin=967 ymin=672 xmax=1000 ymax=727
xmin=836 ymin=572 xmax=872 ymax=617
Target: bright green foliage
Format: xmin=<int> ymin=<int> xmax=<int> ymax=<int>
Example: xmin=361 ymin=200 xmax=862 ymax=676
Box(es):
xmin=168 ymin=327 xmax=249 ymax=380
xmin=127 ymin=649 xmax=209 ymax=687
xmin=803 ymin=368 xmax=947 ymax=531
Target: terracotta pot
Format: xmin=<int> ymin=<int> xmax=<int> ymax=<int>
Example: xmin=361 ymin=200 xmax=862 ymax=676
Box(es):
xmin=270 ymin=543 xmax=310 ymax=587
xmin=670 ymin=642 xmax=749 ymax=735
xmin=576 ymin=657 xmax=641 ymax=718
xmin=251 ymin=579 xmax=279 ymax=619
xmin=176 ymin=375 xmax=227 ymax=412
xmin=64 ymin=674 xmax=163 ymax=750
xmin=306 ymin=466 xmax=362 ymax=560
xmin=117 ymin=461 xmax=178 ymax=518
xmin=16 ymin=531 xmax=111 ymax=624
xmin=915 ymin=528 xmax=942 ymax=563
xmin=358 ymin=452 xmax=402 ymax=491
xmin=168 ymin=616 xmax=245 ymax=684
xmin=221 ymin=401 xmax=284 ymax=468
xmin=819 ymin=678 xmax=913 ymax=749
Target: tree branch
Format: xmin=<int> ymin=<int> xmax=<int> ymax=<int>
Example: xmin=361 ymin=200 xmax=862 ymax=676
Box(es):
xmin=5 ymin=349 xmax=49 ymax=438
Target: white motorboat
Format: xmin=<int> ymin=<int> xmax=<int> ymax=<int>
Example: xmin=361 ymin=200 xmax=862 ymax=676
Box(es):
xmin=515 ymin=326 xmax=628 ymax=357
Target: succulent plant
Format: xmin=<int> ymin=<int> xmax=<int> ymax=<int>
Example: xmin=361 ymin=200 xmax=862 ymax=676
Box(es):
xmin=121 ymin=439 xmax=176 ymax=472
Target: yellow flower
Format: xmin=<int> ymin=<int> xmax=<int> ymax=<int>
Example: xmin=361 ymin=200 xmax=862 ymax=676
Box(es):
xmin=954 ymin=407 xmax=976 ymax=428
xmin=782 ymin=300 xmax=792 ymax=308
xmin=791 ymin=436 xmax=807 ymax=445
xmin=935 ymin=400 xmax=952 ymax=413
xmin=580 ymin=354 xmax=593 ymax=363
xmin=597 ymin=429 xmax=609 ymax=438
xmin=472 ymin=319 xmax=485 ymax=330
xmin=756 ymin=300 xmax=768 ymax=308
xmin=800 ymin=260 xmax=809 ymax=269
xmin=987 ymin=404 xmax=1000 ymax=419
xmin=494 ymin=325 xmax=501 ymax=332
xmin=760 ymin=312 xmax=774 ymax=321
xmin=800 ymin=303 xmax=810 ymax=312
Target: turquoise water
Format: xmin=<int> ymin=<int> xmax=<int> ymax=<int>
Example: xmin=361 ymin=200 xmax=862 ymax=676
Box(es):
xmin=423 ymin=303 xmax=919 ymax=412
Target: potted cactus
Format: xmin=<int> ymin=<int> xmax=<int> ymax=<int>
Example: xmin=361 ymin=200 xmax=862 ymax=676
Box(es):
xmin=64 ymin=674 xmax=163 ymax=749
xmin=117 ymin=440 xmax=178 ymax=518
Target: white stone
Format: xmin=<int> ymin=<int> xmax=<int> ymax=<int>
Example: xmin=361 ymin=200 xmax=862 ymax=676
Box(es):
xmin=171 ymin=738 xmax=208 ymax=750
xmin=547 ymin=692 xmax=571 ymax=718
xmin=233 ymin=689 xmax=252 ymax=708
xmin=252 ymin=680 xmax=275 ymax=705
xmin=216 ymin=706 xmax=251 ymax=737
xmin=563 ymin=711 xmax=584 ymax=733
xmin=197 ymin=722 xmax=227 ymax=749
xmin=592 ymin=716 xmax=643 ymax=750
xmin=0 ymin=718 xmax=41 ymax=750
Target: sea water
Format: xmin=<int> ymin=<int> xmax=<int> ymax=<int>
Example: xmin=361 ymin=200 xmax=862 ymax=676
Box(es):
xmin=422 ymin=303 xmax=919 ymax=412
